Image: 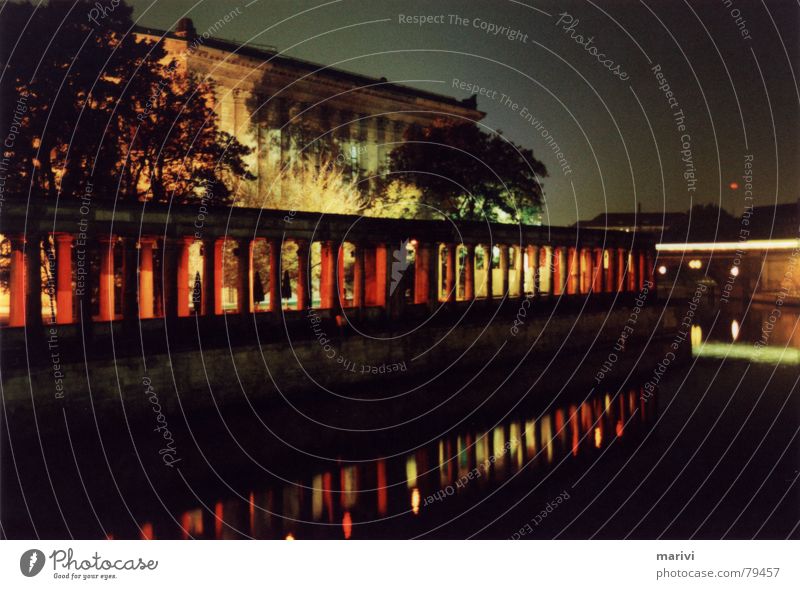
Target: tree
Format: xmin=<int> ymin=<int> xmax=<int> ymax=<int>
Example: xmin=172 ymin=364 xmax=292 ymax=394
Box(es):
xmin=382 ymin=119 xmax=548 ymax=223
xmin=0 ymin=0 xmax=252 ymax=205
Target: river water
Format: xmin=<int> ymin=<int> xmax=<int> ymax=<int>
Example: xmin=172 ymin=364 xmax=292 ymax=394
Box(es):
xmin=2 ymin=303 xmax=797 ymax=539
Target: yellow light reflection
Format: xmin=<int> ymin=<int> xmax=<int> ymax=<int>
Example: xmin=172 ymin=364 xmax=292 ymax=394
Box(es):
xmin=540 ymin=415 xmax=554 ymax=464
xmin=411 ymin=488 xmax=421 ymax=515
xmin=691 ymin=324 xmax=703 ymax=347
xmin=405 ymin=456 xmax=418 ymax=489
xmin=731 ymin=319 xmax=740 ymax=341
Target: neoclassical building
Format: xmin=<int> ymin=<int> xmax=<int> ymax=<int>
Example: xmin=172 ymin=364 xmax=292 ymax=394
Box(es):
xmin=136 ymin=18 xmax=483 ymax=202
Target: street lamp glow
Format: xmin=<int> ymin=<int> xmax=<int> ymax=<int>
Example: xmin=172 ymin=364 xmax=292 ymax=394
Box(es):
xmin=730 ymin=266 xmax=739 ymax=276
xmin=657 ymin=265 xmax=667 ymax=275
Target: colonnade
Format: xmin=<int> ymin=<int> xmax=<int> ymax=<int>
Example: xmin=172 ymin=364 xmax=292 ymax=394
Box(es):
xmin=1 ymin=231 xmax=654 ymax=326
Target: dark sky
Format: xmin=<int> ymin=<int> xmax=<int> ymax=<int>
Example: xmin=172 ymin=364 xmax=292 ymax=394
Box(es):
xmin=126 ymin=0 xmax=798 ymax=226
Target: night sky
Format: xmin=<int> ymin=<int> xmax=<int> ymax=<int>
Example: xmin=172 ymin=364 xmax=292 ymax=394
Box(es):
xmin=125 ymin=0 xmax=799 ymax=226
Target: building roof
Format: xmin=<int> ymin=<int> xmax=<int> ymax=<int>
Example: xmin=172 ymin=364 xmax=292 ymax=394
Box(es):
xmin=575 ymin=212 xmax=687 ymax=231
xmin=133 ymin=21 xmax=484 ymax=117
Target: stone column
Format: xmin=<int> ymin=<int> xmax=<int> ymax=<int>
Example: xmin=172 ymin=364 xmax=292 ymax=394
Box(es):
xmin=177 ymin=237 xmax=192 ymax=317
xmin=557 ymin=247 xmax=569 ymax=295
xmin=616 ymin=248 xmax=626 ymax=293
xmin=463 ymin=244 xmax=475 ymax=301
xmin=338 ymin=245 xmax=347 ymax=307
xmin=374 ymin=243 xmax=391 ymax=313
xmin=515 ymin=246 xmax=525 ymax=297
xmin=237 ymin=238 xmax=253 ymax=314
xmin=498 ymin=244 xmax=509 ymax=297
xmin=545 ymin=246 xmax=555 ymax=296
xmin=593 ymin=248 xmax=604 ymax=293
xmin=414 ymin=242 xmax=431 ymax=304
xmin=580 ymin=248 xmax=591 ymax=294
xmin=8 ymin=236 xmax=25 ymax=326
xmin=484 ymin=245 xmax=494 ymax=300
xmin=139 ymin=238 xmax=155 ymax=318
xmin=353 ymin=243 xmax=365 ymax=308
xmin=629 ymin=250 xmax=639 ymax=292
xmin=55 ymin=234 xmax=74 ymax=324
xmin=201 ymin=237 xmax=217 ymax=316
xmin=445 ymin=243 xmax=456 ymax=303
xmin=122 ymin=237 xmax=139 ymax=321
xmin=526 ymin=245 xmax=538 ymax=295
xmin=319 ymin=241 xmax=338 ymax=310
xmin=568 ymin=247 xmax=577 ymax=294
xmin=296 ymin=240 xmax=311 ymax=311
xmin=268 ymin=238 xmax=281 ymax=312
xmin=98 ymin=236 xmax=115 ymax=321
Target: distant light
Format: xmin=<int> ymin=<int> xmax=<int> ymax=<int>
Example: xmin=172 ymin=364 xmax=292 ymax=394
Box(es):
xmin=410 ymin=239 xmax=418 ymax=246
xmin=657 ymin=239 xmax=800 ymax=252
xmin=731 ymin=319 xmax=740 ymax=341
xmin=729 ymin=181 xmax=739 ymax=190
xmin=657 ymin=265 xmax=667 ymax=275
xmin=688 ymin=259 xmax=703 ymax=269
xmin=730 ymin=266 xmax=739 ymax=276
xmin=285 ymin=533 xmax=295 ymax=541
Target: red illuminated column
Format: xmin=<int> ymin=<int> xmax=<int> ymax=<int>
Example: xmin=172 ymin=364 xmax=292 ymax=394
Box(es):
xmin=628 ymin=250 xmax=638 ymax=291
xmin=55 ymin=234 xmax=74 ymax=324
xmin=580 ymin=248 xmax=592 ymax=293
xmin=414 ymin=242 xmax=431 ymax=304
xmin=353 ymin=243 xmax=365 ymax=308
xmin=139 ymin=238 xmax=155 ymax=318
xmin=268 ymin=238 xmax=280 ymax=312
xmin=319 ymin=241 xmax=339 ymax=310
xmin=553 ymin=247 xmax=564 ymax=295
xmin=374 ymin=243 xmax=389 ymax=309
xmin=604 ymin=250 xmax=614 ymax=293
xmin=98 ymin=236 xmax=115 ymax=321
xmin=296 ymin=240 xmax=311 ymax=311
xmin=463 ymin=244 xmax=475 ymax=301
xmin=177 ymin=237 xmax=192 ymax=317
xmin=616 ymin=248 xmax=626 ymax=292
xmin=566 ymin=247 xmax=578 ymax=295
xmin=8 ymin=236 xmax=25 ymax=326
xmin=338 ymin=245 xmax=348 ymax=307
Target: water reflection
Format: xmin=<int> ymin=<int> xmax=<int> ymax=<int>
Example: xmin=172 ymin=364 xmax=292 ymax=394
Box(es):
xmin=691 ymin=305 xmax=799 ymax=365
xmin=118 ymin=387 xmax=655 ymax=540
